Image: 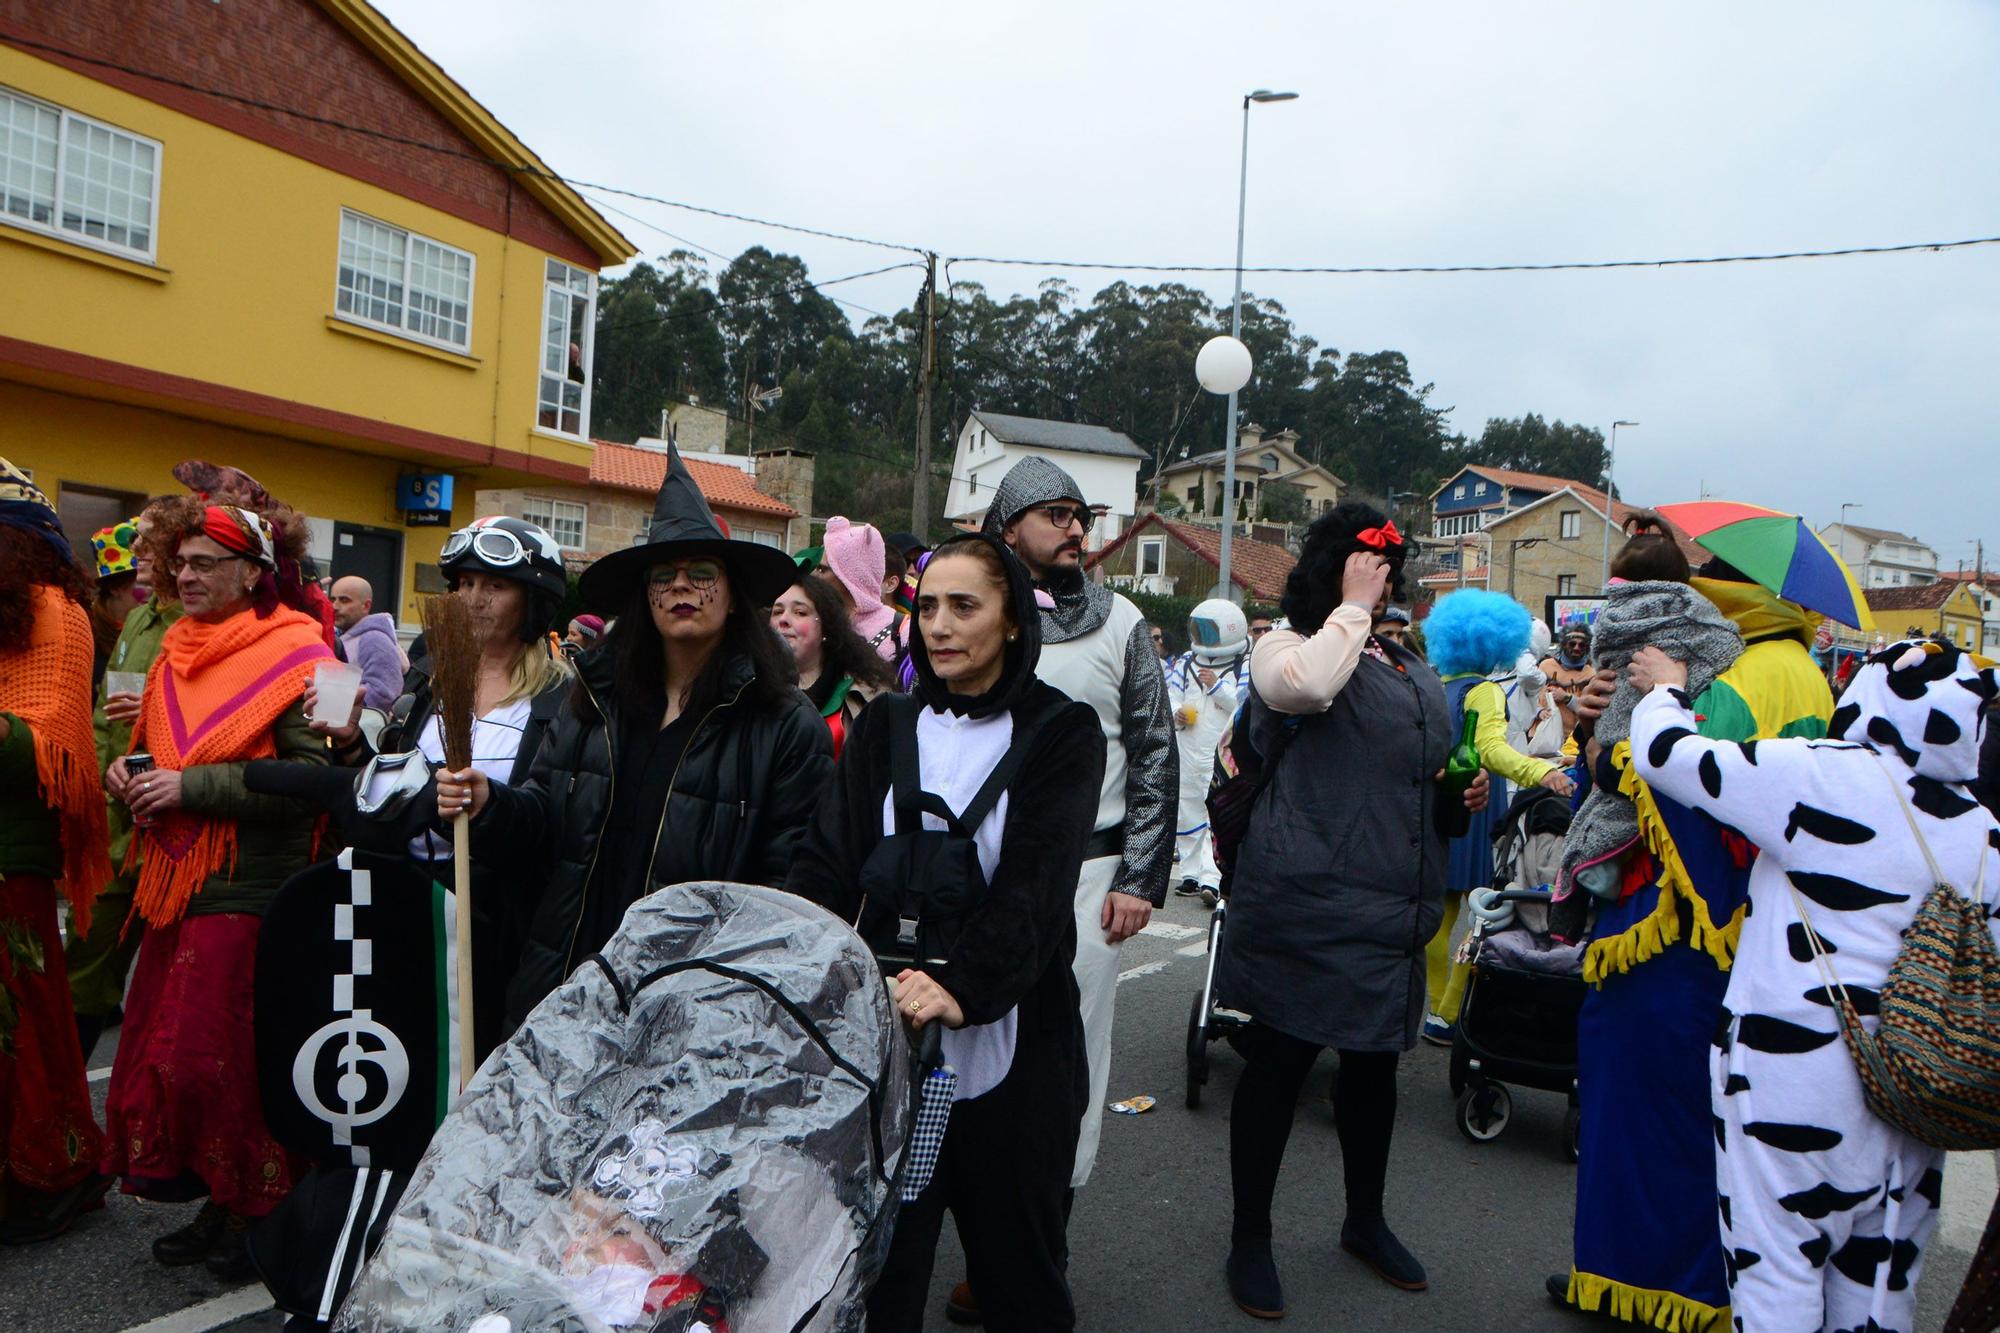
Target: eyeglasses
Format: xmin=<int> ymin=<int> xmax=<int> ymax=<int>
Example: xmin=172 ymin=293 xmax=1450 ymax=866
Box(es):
xmin=1032 ymin=503 xmax=1095 ymax=534
xmin=1248 ymin=624 xmax=1273 ymax=637
xmin=647 ymin=559 xmax=723 ymax=590
xmin=1149 ymin=630 xmax=1165 ymax=642
xmin=442 ymin=525 xmax=536 ymax=568
xmin=167 ymin=554 xmax=244 ymax=576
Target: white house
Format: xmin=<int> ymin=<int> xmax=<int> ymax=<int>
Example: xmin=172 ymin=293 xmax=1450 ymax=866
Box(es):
xmin=1818 ymin=523 xmax=1940 ymax=588
xmin=944 ymin=410 xmax=1146 ymax=549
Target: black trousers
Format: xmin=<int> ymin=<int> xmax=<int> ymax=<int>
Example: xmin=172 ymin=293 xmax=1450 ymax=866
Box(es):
xmin=867 ymin=1048 xmax=1080 ymax=1332
xmin=1228 ymin=1022 xmax=1400 ymax=1243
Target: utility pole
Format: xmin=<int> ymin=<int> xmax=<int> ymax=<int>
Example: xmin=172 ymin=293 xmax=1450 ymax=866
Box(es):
xmin=911 ymin=251 xmax=938 ymax=539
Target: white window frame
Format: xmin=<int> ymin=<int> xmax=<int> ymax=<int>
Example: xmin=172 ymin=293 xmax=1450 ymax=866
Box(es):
xmin=538 ymin=258 xmax=597 ymax=439
xmin=1452 ymin=484 xmax=1466 ymax=499
xmin=521 ymin=496 xmax=587 ymax=552
xmin=0 ymin=84 xmax=162 ymax=262
xmin=333 ymin=208 xmax=475 ymax=353
xmin=1138 ymin=537 xmax=1165 ymax=577
xmin=1560 ymin=510 xmax=1582 ymax=540
xmin=1474 ymin=480 xmax=1488 ymax=495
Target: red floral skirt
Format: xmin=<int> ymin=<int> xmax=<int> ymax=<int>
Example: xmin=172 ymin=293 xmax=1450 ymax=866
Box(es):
xmin=101 ymin=912 xmax=300 ymax=1216
xmin=0 ymin=874 xmax=104 ymax=1197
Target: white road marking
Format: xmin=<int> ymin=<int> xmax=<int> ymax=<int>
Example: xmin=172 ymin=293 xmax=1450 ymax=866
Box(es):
xmin=1139 ymin=921 xmax=1204 ymax=941
xmin=1117 ymin=959 xmax=1173 ymax=984
xmin=89 ymin=1066 xmax=112 ymax=1083
xmin=1175 ymin=941 xmax=1209 ymax=958
xmin=118 ymin=1286 xmax=273 ymax=1332
xmin=1939 ymin=1149 xmax=1999 ymax=1253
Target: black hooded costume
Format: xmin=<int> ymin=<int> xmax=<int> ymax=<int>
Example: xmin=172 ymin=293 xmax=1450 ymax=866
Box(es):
xmin=785 ymin=533 xmax=1105 ymax=1333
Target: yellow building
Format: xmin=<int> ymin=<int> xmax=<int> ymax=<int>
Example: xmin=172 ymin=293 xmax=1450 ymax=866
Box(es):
xmin=0 ymin=0 xmax=634 ymax=628
xmin=1861 ymin=579 xmax=1987 ymax=653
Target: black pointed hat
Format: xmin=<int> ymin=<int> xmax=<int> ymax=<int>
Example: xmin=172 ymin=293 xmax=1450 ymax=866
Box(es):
xmin=577 ymin=441 xmax=802 ymax=613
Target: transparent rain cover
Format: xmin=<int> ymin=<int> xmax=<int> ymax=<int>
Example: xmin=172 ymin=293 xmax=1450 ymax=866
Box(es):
xmin=337 ymin=882 xmax=910 ymax=1333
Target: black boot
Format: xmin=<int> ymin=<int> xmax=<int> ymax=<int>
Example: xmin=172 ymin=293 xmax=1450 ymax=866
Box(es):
xmin=1225 ymin=1240 xmax=1286 ymax=1319
xmin=152 ymin=1200 xmax=226 ymax=1265
xmin=0 ymin=1173 xmax=113 ymax=1245
xmin=1340 ymin=1214 xmax=1427 ymax=1291
xmin=205 ymin=1211 xmax=256 ymax=1281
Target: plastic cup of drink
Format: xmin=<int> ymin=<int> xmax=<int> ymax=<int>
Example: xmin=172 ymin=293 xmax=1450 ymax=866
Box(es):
xmin=105 ymin=670 xmax=146 ymax=699
xmin=311 ymin=659 xmax=364 ymax=727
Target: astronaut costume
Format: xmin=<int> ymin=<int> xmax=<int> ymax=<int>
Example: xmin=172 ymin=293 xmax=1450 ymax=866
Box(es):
xmin=1169 ymin=600 xmax=1248 ymax=897
xmin=1630 ymin=639 xmax=2000 ymax=1333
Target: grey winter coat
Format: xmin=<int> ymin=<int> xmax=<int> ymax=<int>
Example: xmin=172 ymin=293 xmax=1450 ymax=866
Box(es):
xmin=1215 ymin=639 xmax=1452 ymax=1051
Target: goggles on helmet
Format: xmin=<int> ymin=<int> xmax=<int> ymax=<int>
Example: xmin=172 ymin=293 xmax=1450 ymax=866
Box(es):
xmin=442 ymin=525 xmax=535 ymax=569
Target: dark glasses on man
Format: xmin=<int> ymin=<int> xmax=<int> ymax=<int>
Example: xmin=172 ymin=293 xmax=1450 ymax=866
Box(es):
xmin=1032 ymin=503 xmax=1094 ymax=534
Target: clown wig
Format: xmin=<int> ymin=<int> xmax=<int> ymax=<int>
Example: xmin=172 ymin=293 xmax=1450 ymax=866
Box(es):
xmin=1425 ymin=588 xmax=1533 ymax=678
xmin=1280 ymin=501 xmax=1410 ymax=635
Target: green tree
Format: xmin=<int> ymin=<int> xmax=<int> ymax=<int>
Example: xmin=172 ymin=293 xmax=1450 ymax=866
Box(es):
xmin=1463 ymin=414 xmax=1609 ymax=489
xmin=590 ymin=252 xmax=728 ymax=443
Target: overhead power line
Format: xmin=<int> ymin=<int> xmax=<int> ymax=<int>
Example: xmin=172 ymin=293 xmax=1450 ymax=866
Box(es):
xmin=11 ymin=34 xmax=1997 ymax=280
xmin=941 ymin=235 xmax=2000 ymax=275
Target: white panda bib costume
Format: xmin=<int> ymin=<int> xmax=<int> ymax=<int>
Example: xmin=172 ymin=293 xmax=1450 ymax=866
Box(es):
xmin=1630 ymin=640 xmax=2000 ymax=1333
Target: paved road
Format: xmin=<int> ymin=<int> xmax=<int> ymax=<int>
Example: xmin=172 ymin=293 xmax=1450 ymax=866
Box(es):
xmin=1 ymin=892 xmax=1986 ymax=1330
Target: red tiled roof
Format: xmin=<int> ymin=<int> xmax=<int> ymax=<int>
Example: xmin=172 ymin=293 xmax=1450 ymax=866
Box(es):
xmin=1087 ymin=513 xmax=1297 ymax=601
xmin=590 ymin=441 xmax=797 ymax=518
xmin=1865 ymin=581 xmax=1962 ymax=613
xmin=1419 ymin=566 xmax=1490 ymax=587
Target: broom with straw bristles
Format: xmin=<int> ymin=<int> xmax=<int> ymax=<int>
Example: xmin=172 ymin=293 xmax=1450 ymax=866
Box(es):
xmin=422 ymin=592 xmax=479 ymax=1091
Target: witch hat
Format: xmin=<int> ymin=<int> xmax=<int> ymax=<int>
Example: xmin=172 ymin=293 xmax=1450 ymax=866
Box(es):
xmin=578 ymin=440 xmax=801 ymax=613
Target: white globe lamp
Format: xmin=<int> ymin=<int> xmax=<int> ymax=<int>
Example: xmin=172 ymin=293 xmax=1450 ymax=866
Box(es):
xmin=1195 ymin=335 xmax=1253 ymax=395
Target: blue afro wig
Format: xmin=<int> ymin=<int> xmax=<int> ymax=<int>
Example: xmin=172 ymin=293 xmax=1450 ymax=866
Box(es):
xmin=1425 ymin=590 xmax=1533 ymax=677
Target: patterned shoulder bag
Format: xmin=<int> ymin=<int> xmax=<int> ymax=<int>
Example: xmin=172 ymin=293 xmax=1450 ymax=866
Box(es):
xmin=1789 ymin=760 xmax=2000 ymax=1150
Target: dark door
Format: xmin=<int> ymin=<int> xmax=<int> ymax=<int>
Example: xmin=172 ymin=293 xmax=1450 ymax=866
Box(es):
xmin=55 ymin=482 xmax=148 ymax=567
xmin=331 ymin=523 xmax=402 ymax=624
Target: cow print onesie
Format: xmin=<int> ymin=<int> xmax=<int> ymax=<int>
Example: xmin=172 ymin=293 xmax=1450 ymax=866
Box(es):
xmin=1631 ymin=640 xmax=2000 ymax=1333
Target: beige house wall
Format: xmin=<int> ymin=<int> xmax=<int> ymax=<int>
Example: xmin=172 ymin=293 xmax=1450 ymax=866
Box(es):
xmin=1482 ymin=497 xmax=1613 ymax=609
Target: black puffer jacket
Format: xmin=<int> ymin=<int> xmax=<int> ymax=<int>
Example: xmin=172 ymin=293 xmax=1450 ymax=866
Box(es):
xmin=471 ymin=649 xmax=833 ymax=1028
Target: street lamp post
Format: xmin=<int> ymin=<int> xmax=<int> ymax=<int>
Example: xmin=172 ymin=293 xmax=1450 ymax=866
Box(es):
xmin=1599 ymin=419 xmax=1638 ymax=590
xmin=1215 ymin=88 xmax=1298 ymax=600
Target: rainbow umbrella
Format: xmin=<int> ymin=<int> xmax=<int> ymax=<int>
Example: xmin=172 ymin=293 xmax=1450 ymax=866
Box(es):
xmin=1655 ymin=500 xmax=1875 ymax=631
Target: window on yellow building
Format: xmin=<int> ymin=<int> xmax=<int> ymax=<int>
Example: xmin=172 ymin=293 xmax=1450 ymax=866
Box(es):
xmin=523 ymin=496 xmax=587 ymax=551
xmin=335 ymin=209 xmax=474 ymax=351
xmin=1560 ymin=510 xmax=1582 ymax=540
xmin=540 ymin=259 xmax=596 ymax=437
xmin=1 ymin=85 xmax=159 ymax=260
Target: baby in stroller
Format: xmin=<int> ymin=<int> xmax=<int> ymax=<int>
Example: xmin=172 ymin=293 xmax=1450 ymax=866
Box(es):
xmin=1461 ymin=785 xmax=1583 ymax=977
xmin=334 ymin=881 xmax=913 ymax=1333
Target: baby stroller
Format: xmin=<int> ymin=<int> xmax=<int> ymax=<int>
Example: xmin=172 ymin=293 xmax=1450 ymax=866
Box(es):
xmin=1447 ymin=787 xmax=1588 ymax=1162
xmin=336 ymin=881 xmax=916 ymax=1333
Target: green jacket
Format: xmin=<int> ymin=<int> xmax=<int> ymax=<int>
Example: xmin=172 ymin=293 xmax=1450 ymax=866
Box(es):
xmin=0 ymin=714 xmax=61 ymax=878
xmin=96 ymin=595 xmax=184 ymax=876
xmin=177 ymin=700 xmax=328 ymax=917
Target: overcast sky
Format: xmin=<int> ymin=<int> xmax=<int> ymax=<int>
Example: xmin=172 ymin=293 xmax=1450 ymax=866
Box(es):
xmin=380 ymin=0 xmax=2000 ymax=569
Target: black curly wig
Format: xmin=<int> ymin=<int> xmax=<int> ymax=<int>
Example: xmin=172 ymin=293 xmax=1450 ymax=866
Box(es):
xmin=1279 ymin=501 xmax=1410 ymax=635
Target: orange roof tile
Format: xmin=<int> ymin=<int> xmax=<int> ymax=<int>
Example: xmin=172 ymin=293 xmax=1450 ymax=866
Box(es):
xmin=1087 ymin=513 xmax=1297 ymax=601
xmin=590 ymin=441 xmax=797 ymax=519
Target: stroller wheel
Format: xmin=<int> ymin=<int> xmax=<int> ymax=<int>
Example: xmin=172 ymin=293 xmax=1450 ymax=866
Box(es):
xmin=1563 ymin=1105 xmax=1582 ymax=1164
xmin=1454 ymin=1083 xmax=1512 ymax=1143
xmin=1185 ymin=991 xmax=1210 ymax=1109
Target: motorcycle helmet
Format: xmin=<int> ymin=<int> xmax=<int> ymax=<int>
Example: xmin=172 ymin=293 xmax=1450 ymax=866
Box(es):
xmin=439 ymin=516 xmax=569 ymax=643
xmin=1187 ymin=598 xmax=1250 ymax=667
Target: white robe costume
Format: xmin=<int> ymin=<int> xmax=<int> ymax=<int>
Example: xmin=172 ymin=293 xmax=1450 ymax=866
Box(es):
xmin=1630 ymin=643 xmax=2000 ymax=1333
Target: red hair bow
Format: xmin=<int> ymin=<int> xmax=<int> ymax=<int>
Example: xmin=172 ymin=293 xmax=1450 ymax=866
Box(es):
xmin=1356 ymin=520 xmax=1402 ymax=550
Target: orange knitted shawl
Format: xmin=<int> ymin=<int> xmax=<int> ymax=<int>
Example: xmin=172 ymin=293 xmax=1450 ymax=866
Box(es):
xmin=129 ymin=604 xmax=331 ymax=925
xmin=0 ymin=588 xmax=111 ymax=933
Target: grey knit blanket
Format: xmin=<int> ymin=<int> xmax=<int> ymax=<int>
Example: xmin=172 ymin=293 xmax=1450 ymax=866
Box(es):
xmin=1557 ymin=581 xmax=1743 ymax=901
